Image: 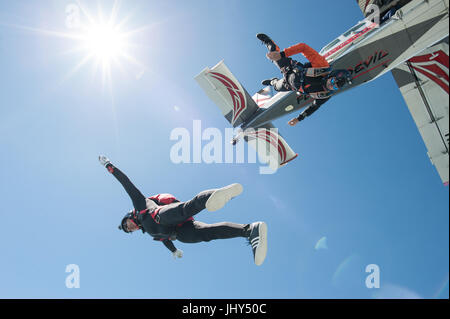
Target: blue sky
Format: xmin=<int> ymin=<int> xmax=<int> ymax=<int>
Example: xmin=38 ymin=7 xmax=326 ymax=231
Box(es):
xmin=0 ymin=0 xmax=448 ymax=299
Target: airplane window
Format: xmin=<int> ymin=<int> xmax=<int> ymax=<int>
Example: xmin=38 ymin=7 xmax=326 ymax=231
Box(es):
xmin=343 ymin=22 xmax=366 ymax=37
xmin=321 ymin=38 xmax=341 ymax=52
xmin=320 ymin=21 xmax=369 ymax=54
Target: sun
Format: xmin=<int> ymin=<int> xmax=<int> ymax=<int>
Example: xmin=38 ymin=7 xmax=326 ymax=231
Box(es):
xmin=63 ymin=2 xmax=147 ymax=90
xmin=82 ymin=23 xmax=126 ymax=63
xmin=7 ymin=1 xmax=149 ymax=91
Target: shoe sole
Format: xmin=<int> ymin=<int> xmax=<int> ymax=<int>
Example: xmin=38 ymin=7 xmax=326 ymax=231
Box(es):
xmin=256 ymin=34 xmax=279 ymax=52
xmin=205 ymin=183 xmax=243 ymax=212
xmin=254 ymin=222 xmax=268 ymax=266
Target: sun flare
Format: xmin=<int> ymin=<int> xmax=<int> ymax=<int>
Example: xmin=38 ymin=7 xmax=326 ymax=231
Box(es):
xmin=82 ymin=23 xmax=126 ymax=63
xmin=10 ymin=1 xmax=151 ymax=91
xmin=62 ymin=2 xmax=148 ymax=90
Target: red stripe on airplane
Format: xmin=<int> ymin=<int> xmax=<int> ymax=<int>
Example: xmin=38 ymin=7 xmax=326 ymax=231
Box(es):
xmin=280 ymin=153 xmax=298 ymax=166
xmin=254 ymin=96 xmax=271 ymax=107
xmin=352 ymin=59 xmax=392 ymax=80
xmin=416 ymin=64 xmax=449 ymax=83
xmin=409 ymin=50 xmax=449 ymax=68
xmin=247 ymin=129 xmax=287 ymax=163
xmin=254 ymin=97 xmax=270 ymax=100
xmin=323 ymin=24 xmax=376 ymax=59
xmin=209 ymin=72 xmax=246 ymax=124
xmin=265 ymin=129 xmax=287 ymax=163
xmin=408 ymin=50 xmax=449 ymax=94
xmin=411 ymin=66 xmax=449 ymax=94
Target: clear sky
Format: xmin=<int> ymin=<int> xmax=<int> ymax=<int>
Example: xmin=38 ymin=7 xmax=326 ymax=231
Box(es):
xmin=0 ymin=0 xmax=448 ymax=299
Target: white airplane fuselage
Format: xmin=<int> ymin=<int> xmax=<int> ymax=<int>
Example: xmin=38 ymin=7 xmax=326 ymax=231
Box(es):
xmin=245 ymin=0 xmax=449 ymax=129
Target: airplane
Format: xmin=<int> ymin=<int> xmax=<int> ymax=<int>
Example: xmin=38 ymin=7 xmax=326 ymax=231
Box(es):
xmin=195 ymin=0 xmax=449 ymax=184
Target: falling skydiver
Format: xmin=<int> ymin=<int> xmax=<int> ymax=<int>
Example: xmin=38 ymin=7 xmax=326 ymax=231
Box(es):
xmin=98 ymin=155 xmax=268 ymax=266
xmin=257 ymin=33 xmax=352 ymax=126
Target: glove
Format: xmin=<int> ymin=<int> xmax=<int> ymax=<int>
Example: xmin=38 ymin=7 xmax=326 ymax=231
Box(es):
xmin=288 ymin=117 xmax=300 ymax=126
xmin=98 ymin=155 xmax=111 ymax=167
xmin=172 ymin=249 xmax=183 ymax=259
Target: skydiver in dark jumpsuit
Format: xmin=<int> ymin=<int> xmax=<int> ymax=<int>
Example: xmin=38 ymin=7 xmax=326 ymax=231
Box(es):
xmin=98 ymin=155 xmax=268 ymax=266
xmin=257 ymin=34 xmax=351 ymax=126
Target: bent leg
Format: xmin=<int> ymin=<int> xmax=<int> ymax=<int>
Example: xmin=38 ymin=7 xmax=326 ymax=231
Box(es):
xmin=157 ymin=190 xmax=215 ymax=225
xmin=258 ymin=34 xmax=295 ymax=71
xmin=176 ymin=221 xmax=250 ymax=243
xmin=274 ymin=56 xmax=294 ymax=70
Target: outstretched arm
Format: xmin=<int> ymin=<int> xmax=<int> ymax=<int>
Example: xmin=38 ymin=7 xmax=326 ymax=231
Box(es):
xmin=162 ymin=239 xmax=177 ymax=253
xmin=99 ymin=156 xmax=147 ymax=211
xmin=158 ymin=238 xmax=183 ymax=259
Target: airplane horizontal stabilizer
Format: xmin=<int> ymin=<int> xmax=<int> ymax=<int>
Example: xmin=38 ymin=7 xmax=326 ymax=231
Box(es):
xmin=195 ymin=61 xmax=261 ymax=127
xmin=244 ymin=122 xmax=298 ymax=171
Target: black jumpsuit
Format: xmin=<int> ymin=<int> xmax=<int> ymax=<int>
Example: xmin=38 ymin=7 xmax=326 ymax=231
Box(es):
xmin=265 ymin=41 xmax=331 ymax=119
xmin=106 ymin=163 xmax=250 ymax=253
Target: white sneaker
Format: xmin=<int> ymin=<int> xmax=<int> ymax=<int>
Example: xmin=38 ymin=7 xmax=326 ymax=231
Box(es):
xmin=205 ymin=183 xmax=243 ymax=212
xmin=248 ymin=222 xmax=268 ymax=266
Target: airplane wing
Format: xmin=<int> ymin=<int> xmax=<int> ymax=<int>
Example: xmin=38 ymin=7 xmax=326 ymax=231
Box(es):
xmin=391 ymin=38 xmax=449 ymax=185
xmin=353 ymin=1 xmax=449 ymax=185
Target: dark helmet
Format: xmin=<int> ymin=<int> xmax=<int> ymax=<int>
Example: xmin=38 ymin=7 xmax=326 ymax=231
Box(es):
xmin=118 ymin=210 xmax=140 ymax=233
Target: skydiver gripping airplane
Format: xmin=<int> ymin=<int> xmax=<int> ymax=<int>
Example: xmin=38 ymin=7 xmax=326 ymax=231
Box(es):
xmin=257 ymin=33 xmax=352 ymax=126
xmin=98 ymin=155 xmax=268 ymax=266
xmin=196 ymin=0 xmax=448 ymax=180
